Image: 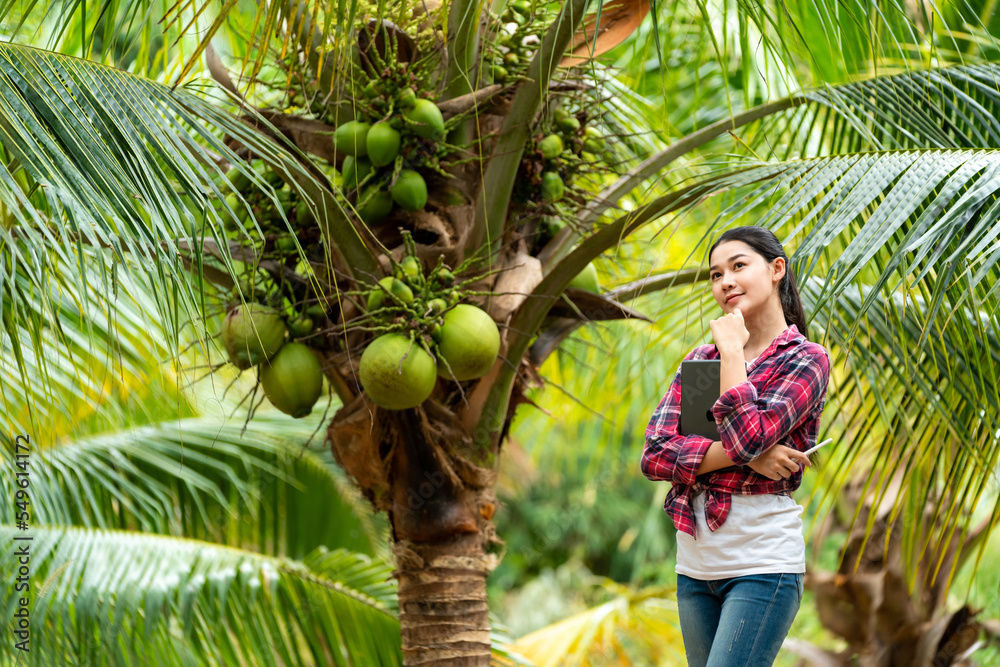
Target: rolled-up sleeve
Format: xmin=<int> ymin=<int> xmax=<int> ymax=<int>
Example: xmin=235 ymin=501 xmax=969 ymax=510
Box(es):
xmin=641 ymin=352 xmax=715 ymax=485
xmin=712 ymin=347 xmax=831 ymax=465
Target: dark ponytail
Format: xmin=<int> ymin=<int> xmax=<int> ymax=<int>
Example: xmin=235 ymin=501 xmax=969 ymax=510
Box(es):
xmin=708 ymin=226 xmax=809 ymax=339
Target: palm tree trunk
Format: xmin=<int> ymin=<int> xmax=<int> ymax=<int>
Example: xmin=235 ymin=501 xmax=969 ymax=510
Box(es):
xmin=389 ymin=407 xmax=495 ymax=666
xmin=394 ymin=534 xmax=492 ymax=665
xmin=329 ymin=398 xmax=499 ymax=666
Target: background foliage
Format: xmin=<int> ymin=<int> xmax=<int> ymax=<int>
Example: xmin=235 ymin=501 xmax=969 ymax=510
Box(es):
xmin=6 ymin=0 xmax=1000 ymax=661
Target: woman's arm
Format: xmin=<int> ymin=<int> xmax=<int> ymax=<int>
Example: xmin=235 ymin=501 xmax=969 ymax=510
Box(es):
xmin=696 ymin=344 xmax=819 ymax=478
xmin=712 ymin=346 xmax=832 ymax=465
xmin=694 ymin=440 xmax=812 ymax=477
xmin=691 ymin=342 xmax=748 ymax=475
xmin=719 ymin=346 xmax=748 ymax=394
xmin=695 ymin=441 xmax=738 ymax=475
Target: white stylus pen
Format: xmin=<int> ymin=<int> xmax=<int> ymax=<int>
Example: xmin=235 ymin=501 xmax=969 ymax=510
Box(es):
xmin=802 ymin=437 xmax=833 ymax=456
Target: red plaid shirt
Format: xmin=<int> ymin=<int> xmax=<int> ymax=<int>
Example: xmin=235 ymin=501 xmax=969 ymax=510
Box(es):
xmin=641 ymin=324 xmax=831 ymax=538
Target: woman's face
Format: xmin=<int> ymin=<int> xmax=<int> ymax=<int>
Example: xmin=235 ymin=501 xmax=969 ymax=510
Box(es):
xmin=708 ymin=240 xmax=785 ymax=316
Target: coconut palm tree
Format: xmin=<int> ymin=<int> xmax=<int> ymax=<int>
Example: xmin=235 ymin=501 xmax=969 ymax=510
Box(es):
xmin=0 ymin=261 xmax=534 ymax=664
xmin=6 ymin=0 xmax=1000 ymax=662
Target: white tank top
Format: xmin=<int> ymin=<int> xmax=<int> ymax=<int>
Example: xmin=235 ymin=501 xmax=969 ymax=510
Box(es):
xmin=674 ymin=354 xmax=806 ymax=579
xmin=675 ymin=492 xmax=806 ymax=579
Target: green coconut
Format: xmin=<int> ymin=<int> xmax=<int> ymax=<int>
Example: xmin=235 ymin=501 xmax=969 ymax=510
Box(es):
xmin=404 ymin=99 xmax=445 ymax=141
xmin=275 ymin=235 xmax=297 ymax=252
xmin=541 ymin=216 xmax=566 ymax=236
xmin=541 ymin=172 xmax=565 ymax=202
xmin=367 ymin=122 xmax=401 ymax=167
xmin=435 ymin=304 xmax=500 ymax=381
xmin=398 ymin=256 xmax=422 ymax=282
xmin=226 ymin=167 xmax=251 ymax=193
xmin=538 ymin=134 xmax=564 ymax=160
xmin=342 ymin=155 xmax=373 ymax=192
xmin=557 ymin=116 xmax=581 ymax=133
xmin=582 ymin=126 xmax=604 ymax=153
xmin=221 ymin=303 xmax=287 ymax=369
xmin=295 ymin=200 xmax=311 ymax=226
xmin=334 ymin=121 xmax=371 ymax=157
xmin=357 ymin=187 xmax=394 ymax=223
xmin=255 ymin=161 xmax=284 ymax=187
xmin=367 ymin=276 xmax=414 ymax=310
xmin=288 ymin=317 xmax=314 ymax=338
xmin=260 ymin=343 xmax=324 ymax=417
xmin=397 ymin=87 xmax=417 ymax=108
xmin=390 ymin=170 xmax=428 ymax=211
xmin=432 ymin=267 xmax=455 ymax=286
xmin=224 ymin=192 xmax=242 ymax=218
xmin=359 ymin=333 xmax=437 ymax=409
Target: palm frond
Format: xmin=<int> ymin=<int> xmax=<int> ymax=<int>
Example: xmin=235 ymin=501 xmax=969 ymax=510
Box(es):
xmin=576 ymin=61 xmax=1000 ymax=250
xmin=797 ymin=277 xmax=1000 ymax=591
xmin=0 ymin=43 xmax=372 ymax=371
xmin=0 ymin=525 xmax=402 ymax=666
xmin=0 ymin=0 xmax=179 ymax=75
xmin=0 ymin=244 xmax=183 ymax=441
xmin=0 ymin=415 xmax=386 ymax=559
xmin=762 ymin=62 xmax=1000 ymax=160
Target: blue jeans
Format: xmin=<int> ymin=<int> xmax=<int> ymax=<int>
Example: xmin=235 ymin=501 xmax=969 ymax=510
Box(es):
xmin=676 ymin=572 xmax=803 ymax=667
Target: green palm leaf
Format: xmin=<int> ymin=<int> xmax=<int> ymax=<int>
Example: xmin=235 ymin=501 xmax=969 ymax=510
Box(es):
xmin=578 ymin=61 xmax=1000 ymax=245
xmin=498 ymin=583 xmax=682 ymax=667
xmin=0 ymin=0 xmax=188 ymax=77
xmin=0 ymin=416 xmax=386 ymax=559
xmin=798 ymin=277 xmax=1000 ymax=590
xmin=0 ymin=525 xmax=401 ymax=666
xmin=1 ymin=247 xmax=176 ymax=440
xmin=0 ymin=42 xmax=374 ymax=360
xmin=773 ymin=63 xmax=1000 ymax=157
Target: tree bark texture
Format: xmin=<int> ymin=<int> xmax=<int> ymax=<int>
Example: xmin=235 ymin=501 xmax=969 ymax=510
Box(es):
xmin=394 ymin=535 xmax=494 ymax=665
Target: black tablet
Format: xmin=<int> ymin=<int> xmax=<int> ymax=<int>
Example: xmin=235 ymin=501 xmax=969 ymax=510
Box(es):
xmin=680 ymin=360 xmax=721 ymax=439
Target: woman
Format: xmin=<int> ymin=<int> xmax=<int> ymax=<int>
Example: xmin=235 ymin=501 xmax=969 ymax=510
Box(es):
xmin=640 ymin=226 xmax=831 ymax=667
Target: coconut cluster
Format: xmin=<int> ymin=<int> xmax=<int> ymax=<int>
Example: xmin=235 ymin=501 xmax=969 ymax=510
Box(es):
xmin=521 ymin=108 xmax=604 ymax=212
xmin=356 ymin=251 xmax=501 ymax=410
xmin=204 ymin=0 xmax=620 ymax=421
xmin=482 ymin=0 xmax=541 ymax=84
xmin=220 ymin=303 xmax=325 ymax=418
xmin=332 ymin=62 xmax=447 ymax=225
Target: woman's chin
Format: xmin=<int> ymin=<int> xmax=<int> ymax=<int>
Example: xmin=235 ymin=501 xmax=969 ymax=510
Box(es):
xmin=726 ymin=301 xmax=752 ymax=316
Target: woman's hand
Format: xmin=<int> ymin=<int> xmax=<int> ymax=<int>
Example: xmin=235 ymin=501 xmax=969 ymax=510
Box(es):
xmin=709 ymin=308 xmax=750 ymax=357
xmin=747 ymin=444 xmax=811 ymax=480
